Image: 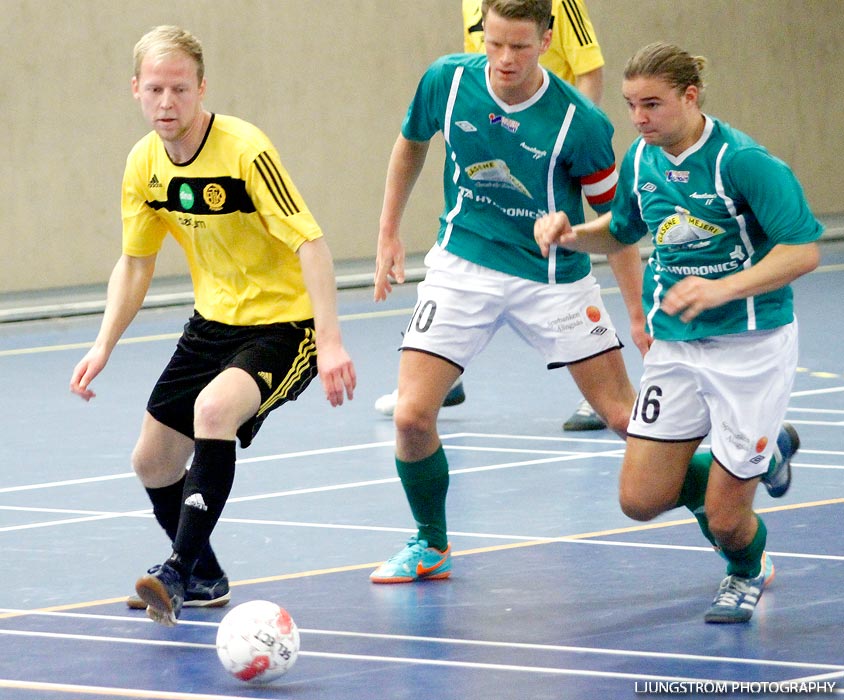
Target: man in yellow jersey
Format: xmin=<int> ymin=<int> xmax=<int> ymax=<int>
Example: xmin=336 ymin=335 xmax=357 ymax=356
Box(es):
xmin=374 ymin=0 xmax=608 ymax=430
xmin=69 ymin=25 xmax=356 ymax=627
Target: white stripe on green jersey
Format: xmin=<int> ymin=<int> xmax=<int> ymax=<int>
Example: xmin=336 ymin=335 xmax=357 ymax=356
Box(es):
xmin=403 ymin=53 xmax=617 ymax=284
xmin=610 ymin=115 xmax=823 ymax=341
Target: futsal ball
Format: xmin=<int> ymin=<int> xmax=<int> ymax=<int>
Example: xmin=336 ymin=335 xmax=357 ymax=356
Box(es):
xmin=216 ymin=600 xmax=300 ymax=683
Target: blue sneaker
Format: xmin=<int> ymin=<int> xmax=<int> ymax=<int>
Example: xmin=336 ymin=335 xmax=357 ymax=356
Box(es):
xmin=762 ymin=423 xmax=800 ymax=498
xmin=704 ymin=552 xmax=775 ymax=624
xmin=562 ymin=399 xmax=607 ymax=431
xmin=442 ymin=379 xmax=466 ymax=407
xmin=370 ymin=537 xmax=452 ymax=583
xmin=134 ymin=561 xmax=186 ymax=627
xmin=127 ymin=566 xmax=230 ymax=609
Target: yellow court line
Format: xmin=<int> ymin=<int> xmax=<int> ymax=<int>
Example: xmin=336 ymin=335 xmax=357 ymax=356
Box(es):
xmin=7 ymin=495 xmax=842 ymax=620
xmin=0 ymin=309 xmax=416 ymax=357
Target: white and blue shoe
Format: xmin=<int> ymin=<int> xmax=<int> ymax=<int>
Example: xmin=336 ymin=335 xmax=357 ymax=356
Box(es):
xmin=704 ymin=552 xmax=775 ymax=624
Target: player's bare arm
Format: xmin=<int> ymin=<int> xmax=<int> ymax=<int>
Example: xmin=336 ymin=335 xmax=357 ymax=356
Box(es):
xmin=297 ymin=238 xmax=356 ymax=406
xmin=374 ymin=136 xmax=430 ymax=302
xmin=69 ymin=253 xmax=156 ymax=400
xmin=575 ymin=66 xmax=604 ymax=105
xmin=607 ymin=245 xmax=651 ymax=356
xmin=662 ymin=242 xmax=821 ymax=323
xmin=534 ymin=211 xmax=621 ymax=257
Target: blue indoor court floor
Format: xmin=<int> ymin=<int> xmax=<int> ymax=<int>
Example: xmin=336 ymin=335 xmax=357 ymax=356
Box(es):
xmin=0 ymin=240 xmax=842 ymax=699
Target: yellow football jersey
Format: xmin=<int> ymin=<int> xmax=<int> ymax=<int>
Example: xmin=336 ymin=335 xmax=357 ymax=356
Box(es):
xmin=462 ymin=0 xmax=604 ymax=85
xmin=122 ymin=114 xmax=322 ymax=326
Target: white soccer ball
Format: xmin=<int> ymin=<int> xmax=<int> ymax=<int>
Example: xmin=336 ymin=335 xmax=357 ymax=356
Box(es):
xmin=216 ymin=600 xmax=300 ymax=683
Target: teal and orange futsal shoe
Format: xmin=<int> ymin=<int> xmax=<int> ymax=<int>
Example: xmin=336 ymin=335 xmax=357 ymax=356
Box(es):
xmin=370 ymin=537 xmax=452 ymax=583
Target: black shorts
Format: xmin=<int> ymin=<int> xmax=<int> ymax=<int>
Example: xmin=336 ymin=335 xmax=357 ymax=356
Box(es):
xmin=147 ymin=311 xmax=318 ymax=448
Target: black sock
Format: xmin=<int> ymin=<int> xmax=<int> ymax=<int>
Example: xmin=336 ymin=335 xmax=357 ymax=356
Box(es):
xmin=145 ymin=475 xmax=225 ymax=579
xmin=172 ymin=439 xmax=236 ymax=575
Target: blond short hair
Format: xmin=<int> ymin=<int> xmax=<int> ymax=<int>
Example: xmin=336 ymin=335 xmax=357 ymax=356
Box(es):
xmin=133 ymin=25 xmax=204 ymax=83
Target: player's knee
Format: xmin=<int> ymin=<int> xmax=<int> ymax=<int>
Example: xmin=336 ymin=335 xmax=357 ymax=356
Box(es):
xmin=619 ymin=496 xmax=660 ymax=522
xmin=619 ymin=484 xmax=666 ymax=522
xmin=131 ymin=442 xmax=171 ymax=486
xmin=393 ymin=399 xmax=437 ymax=443
xmin=706 ymin=506 xmax=746 ymax=544
xmin=604 ymin=409 xmax=629 ymax=439
xmin=193 ymin=392 xmax=236 ymax=437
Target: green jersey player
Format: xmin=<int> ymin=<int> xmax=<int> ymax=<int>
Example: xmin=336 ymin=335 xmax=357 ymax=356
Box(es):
xmin=536 ymin=41 xmax=821 ymax=623
xmin=370 ymin=0 xmax=647 ymax=585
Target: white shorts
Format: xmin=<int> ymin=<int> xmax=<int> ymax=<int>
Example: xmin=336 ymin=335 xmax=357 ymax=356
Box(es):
xmin=627 ymin=322 xmax=798 ymax=480
xmin=400 ymin=245 xmax=622 ymax=370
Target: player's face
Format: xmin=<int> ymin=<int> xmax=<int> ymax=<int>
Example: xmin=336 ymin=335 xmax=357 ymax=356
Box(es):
xmin=132 ymin=51 xmax=206 ymax=147
xmin=483 ymin=9 xmax=551 ymax=104
xmin=622 ymin=76 xmax=703 ymax=156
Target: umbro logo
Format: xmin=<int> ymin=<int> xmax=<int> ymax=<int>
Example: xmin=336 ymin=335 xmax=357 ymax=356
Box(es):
xmin=455 ymin=120 xmax=477 ymax=133
xmin=184 ymin=493 xmax=208 ymax=511
xmin=148 ymin=174 xmax=163 ymax=188
xmin=258 ymin=371 xmax=273 ymax=388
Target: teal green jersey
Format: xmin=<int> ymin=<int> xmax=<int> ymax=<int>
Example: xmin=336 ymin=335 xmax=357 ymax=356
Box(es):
xmin=403 ymin=54 xmax=617 ymax=284
xmin=610 ymin=116 xmax=823 ymax=340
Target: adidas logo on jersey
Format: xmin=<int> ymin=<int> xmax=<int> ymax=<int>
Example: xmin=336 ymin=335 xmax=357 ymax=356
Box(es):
xmin=184 ymin=493 xmax=208 ymax=511
xmin=258 ymin=371 xmax=273 ymax=388
xmin=148 ymin=174 xmax=162 ymax=188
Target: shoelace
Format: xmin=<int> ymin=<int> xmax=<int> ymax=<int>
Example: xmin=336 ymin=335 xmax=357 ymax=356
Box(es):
xmin=575 ymin=399 xmax=594 ymax=416
xmin=387 ymin=540 xmax=426 ymax=564
xmin=713 ymin=575 xmax=757 ymax=606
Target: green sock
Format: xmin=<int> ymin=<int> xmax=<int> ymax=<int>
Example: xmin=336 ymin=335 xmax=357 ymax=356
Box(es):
xmin=676 ymin=452 xmax=717 ymax=549
xmin=396 ymin=445 xmax=449 ymax=551
xmin=722 ymin=516 xmax=767 ymax=578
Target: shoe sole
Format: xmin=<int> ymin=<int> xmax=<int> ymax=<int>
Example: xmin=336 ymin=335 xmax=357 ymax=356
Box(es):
xmin=370 ymin=570 xmax=451 ymax=584
xmin=126 ymin=591 xmax=231 ymax=610
xmin=442 ymin=392 xmax=466 ymax=408
xmin=135 ymin=575 xmax=178 ymax=627
xmin=704 ymin=609 xmax=754 ymax=624
xmin=562 ymin=418 xmax=607 ymax=431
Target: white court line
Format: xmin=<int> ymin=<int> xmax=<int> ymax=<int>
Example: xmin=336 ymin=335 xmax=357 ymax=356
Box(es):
xmin=1 ymin=430 xmax=841 ymax=498
xmin=0 ymin=679 xmax=254 ymax=700
xmin=0 ymin=430 xmax=840 ymax=533
xmin=1 ymin=500 xmax=842 ymax=563
xmin=0 ymin=447 xmax=617 ymax=533
xmin=791 ymin=386 xmax=844 ymax=397
xmin=0 ymin=614 xmax=841 ymax=676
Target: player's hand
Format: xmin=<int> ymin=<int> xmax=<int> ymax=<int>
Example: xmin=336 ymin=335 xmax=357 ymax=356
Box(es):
xmin=374 ymin=235 xmax=406 ymax=302
xmin=534 ymin=212 xmax=576 ymax=258
xmin=69 ymin=347 xmax=109 ymax=401
xmin=317 ymin=345 xmax=356 ymax=406
xmin=630 ymin=324 xmax=653 ymax=357
xmin=661 ymin=276 xmax=732 ymax=323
